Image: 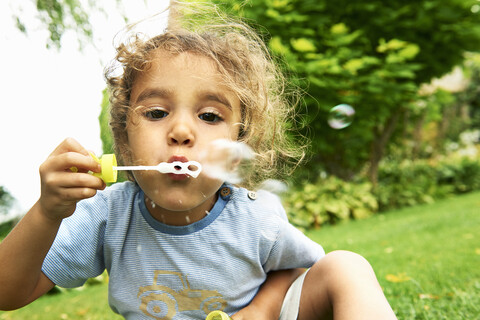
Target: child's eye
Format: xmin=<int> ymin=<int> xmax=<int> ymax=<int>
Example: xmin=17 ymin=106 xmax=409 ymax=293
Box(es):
xmin=199 ymin=112 xmax=223 ymax=123
xmin=145 ymin=108 xmax=168 ymax=120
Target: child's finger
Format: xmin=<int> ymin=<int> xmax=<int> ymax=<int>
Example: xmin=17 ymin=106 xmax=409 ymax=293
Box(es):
xmin=49 ymin=137 xmax=90 ymax=157
xmin=60 ymin=172 xmax=106 ymax=190
xmin=47 ymin=151 xmax=101 ymax=173
xmin=42 ymin=170 xmax=105 ymax=192
xmin=63 ymin=187 xmax=101 ymax=202
xmin=39 ymin=171 xmax=105 ymax=220
xmin=47 ymin=186 xmax=99 ymax=205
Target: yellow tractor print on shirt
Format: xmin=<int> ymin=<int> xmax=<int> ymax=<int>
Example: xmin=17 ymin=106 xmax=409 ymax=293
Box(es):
xmin=137 ymin=270 xmax=227 ymax=320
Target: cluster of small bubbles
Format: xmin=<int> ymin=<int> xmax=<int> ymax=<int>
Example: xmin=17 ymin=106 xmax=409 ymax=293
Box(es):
xmin=320 ymin=171 xmax=328 ymax=180
xmin=258 ymin=179 xmax=288 ymax=195
xmin=200 ymin=139 xmax=255 ymax=184
xmin=328 ymin=104 xmax=355 ymax=129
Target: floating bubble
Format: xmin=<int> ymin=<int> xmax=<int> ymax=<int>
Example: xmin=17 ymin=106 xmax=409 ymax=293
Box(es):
xmin=199 ymin=139 xmax=255 ymax=184
xmin=328 ymin=104 xmax=355 ymax=129
xmin=258 ymin=179 xmax=288 ymax=195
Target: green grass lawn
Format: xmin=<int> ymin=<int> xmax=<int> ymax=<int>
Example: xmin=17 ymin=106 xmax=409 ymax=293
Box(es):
xmin=1 ymin=191 xmax=479 ymax=319
xmin=0 ymin=284 xmax=121 ymax=320
xmin=306 ymin=190 xmax=480 ymax=320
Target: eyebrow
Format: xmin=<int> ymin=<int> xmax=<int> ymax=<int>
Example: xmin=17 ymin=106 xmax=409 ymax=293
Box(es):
xmin=133 ymin=88 xmax=233 ymax=110
xmin=200 ymin=91 xmax=233 ymax=110
xmin=133 ymin=88 xmax=173 ymax=104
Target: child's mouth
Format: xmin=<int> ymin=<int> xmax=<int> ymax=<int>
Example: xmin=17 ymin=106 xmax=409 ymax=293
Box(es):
xmin=168 ymin=155 xmax=189 ymax=163
xmin=167 ymin=156 xmax=198 ymax=180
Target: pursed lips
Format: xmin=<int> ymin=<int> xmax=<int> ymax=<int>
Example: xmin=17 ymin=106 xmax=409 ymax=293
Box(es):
xmin=167 ymin=155 xmax=191 ymax=179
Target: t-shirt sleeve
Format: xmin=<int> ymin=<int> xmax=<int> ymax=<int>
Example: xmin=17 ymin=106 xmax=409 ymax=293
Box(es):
xmin=262 ymin=217 xmax=325 ymax=272
xmin=41 ymin=193 xmax=108 ymax=288
xmin=253 ymin=190 xmax=325 ymax=272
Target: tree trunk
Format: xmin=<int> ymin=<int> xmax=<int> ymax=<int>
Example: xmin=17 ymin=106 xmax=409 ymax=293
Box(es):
xmin=367 ymin=110 xmax=402 ymax=188
xmin=412 ymin=111 xmax=426 ymax=159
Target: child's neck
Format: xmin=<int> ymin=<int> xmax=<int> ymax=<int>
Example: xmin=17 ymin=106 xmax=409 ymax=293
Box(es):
xmin=144 ymin=194 xmax=217 ymax=226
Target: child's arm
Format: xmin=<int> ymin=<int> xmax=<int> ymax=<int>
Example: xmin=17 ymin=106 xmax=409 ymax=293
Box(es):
xmin=232 ymin=268 xmax=305 ymax=320
xmin=0 ymin=138 xmax=105 ymax=310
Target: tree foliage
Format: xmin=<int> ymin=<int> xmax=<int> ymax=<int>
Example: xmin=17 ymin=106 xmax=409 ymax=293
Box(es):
xmin=99 ymin=89 xmax=114 ymax=155
xmin=14 ymin=0 xmax=95 ymax=49
xmin=20 ymin=0 xmax=480 ymax=187
xmin=461 ymin=53 xmax=480 ymax=131
xmin=100 ymin=89 xmax=127 ymax=182
xmin=0 ymin=187 xmax=14 ymax=216
xmin=217 ymin=0 xmax=480 ymax=185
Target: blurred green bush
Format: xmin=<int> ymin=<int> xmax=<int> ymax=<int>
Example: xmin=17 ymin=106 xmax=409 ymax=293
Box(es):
xmin=377 ymin=155 xmax=480 ymax=211
xmin=283 ymin=176 xmax=378 ymax=231
xmin=284 ymin=151 xmax=480 ymax=229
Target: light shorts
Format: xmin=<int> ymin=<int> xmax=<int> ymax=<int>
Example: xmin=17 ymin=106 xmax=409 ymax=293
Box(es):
xmin=278 ymin=270 xmax=309 ymax=320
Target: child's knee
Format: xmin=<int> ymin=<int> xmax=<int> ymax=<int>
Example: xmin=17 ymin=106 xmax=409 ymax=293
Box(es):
xmin=310 ymin=250 xmax=376 ymax=283
xmin=298 ymin=251 xmax=377 ymax=317
xmin=302 ymin=250 xmax=380 ymax=309
xmin=324 ymin=250 xmax=372 ymax=268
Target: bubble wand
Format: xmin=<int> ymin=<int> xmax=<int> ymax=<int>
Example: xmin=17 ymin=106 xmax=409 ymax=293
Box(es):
xmin=114 ymin=161 xmax=202 ymax=178
xmin=73 ymin=153 xmax=202 ymax=183
xmin=73 ymin=140 xmax=252 ymax=183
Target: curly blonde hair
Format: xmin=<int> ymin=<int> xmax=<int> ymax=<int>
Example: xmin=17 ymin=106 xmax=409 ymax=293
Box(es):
xmin=104 ymin=1 xmax=305 ymax=189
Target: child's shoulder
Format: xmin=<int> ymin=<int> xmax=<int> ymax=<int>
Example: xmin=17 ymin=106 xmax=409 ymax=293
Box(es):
xmin=230 ymin=184 xmax=281 ymax=203
xmin=228 ymin=184 xmax=286 ymax=219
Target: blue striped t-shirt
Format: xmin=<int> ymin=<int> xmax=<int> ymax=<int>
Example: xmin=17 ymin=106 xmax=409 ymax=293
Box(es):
xmin=42 ymin=181 xmax=324 ymax=319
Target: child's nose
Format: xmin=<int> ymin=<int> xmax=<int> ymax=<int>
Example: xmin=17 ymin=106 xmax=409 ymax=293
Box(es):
xmin=167 ymin=117 xmax=195 ymax=146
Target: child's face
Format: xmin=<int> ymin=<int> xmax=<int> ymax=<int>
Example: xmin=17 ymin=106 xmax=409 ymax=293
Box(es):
xmin=126 ymin=50 xmax=242 ymax=225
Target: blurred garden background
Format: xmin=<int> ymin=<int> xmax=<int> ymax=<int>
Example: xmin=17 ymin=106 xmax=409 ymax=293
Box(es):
xmin=1 ymin=0 xmax=480 ymax=319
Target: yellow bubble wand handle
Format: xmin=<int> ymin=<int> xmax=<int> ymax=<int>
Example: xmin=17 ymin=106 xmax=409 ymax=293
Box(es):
xmin=69 ymin=153 xmax=118 ymax=183
xmin=89 ymin=153 xmax=118 ymax=183
xmin=205 ymin=310 xmax=232 ymax=320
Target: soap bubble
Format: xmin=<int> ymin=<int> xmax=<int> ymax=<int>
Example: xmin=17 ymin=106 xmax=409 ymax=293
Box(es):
xmin=199 ymin=139 xmax=255 ymax=184
xmin=259 ymin=179 xmax=288 ymax=195
xmin=328 ymin=104 xmax=355 ymax=129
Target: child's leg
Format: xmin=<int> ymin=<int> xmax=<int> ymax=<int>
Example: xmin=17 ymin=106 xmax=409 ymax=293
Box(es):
xmin=298 ymin=250 xmax=397 ymax=320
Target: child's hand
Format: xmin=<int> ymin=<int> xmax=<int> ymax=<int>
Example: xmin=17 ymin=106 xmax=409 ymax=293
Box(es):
xmin=38 ymin=138 xmax=105 ymax=222
xmin=231 ymin=269 xmax=305 ymax=320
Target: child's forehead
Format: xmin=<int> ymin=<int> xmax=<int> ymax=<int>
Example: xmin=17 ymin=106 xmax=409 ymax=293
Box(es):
xmin=130 ymin=49 xmax=240 ymax=105
xmin=148 ymin=49 xmax=217 ymax=73
xmin=133 ymin=49 xmax=233 ymax=91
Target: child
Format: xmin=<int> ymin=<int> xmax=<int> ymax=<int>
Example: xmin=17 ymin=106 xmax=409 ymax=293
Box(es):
xmin=0 ymin=2 xmax=397 ymax=319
